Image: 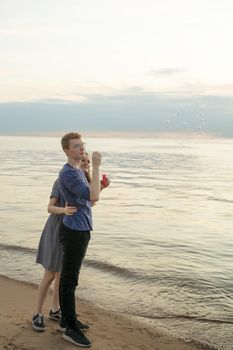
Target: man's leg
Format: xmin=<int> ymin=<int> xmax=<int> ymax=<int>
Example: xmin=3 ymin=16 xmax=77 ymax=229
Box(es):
xmin=59 ymin=223 xmax=90 ymax=329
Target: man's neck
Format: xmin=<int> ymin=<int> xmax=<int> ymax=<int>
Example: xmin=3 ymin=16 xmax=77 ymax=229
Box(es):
xmin=67 ymin=158 xmax=80 ymax=168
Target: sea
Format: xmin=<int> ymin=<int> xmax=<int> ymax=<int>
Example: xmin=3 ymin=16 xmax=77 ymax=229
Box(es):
xmin=0 ymin=135 xmax=233 ymax=350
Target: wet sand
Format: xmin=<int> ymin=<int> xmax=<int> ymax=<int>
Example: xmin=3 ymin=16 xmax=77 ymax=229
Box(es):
xmin=0 ymin=275 xmax=201 ymax=350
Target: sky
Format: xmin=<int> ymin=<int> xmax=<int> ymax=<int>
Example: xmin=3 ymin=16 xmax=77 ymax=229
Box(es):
xmin=0 ymin=0 xmax=233 ymax=135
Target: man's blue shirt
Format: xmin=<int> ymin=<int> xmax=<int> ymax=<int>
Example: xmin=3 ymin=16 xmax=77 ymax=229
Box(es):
xmin=58 ymin=163 xmax=92 ymax=231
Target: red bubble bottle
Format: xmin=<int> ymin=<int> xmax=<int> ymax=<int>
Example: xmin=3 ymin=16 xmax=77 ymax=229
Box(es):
xmin=101 ymin=174 xmax=108 ymax=187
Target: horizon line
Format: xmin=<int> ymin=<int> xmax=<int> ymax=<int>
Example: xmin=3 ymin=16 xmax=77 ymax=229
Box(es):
xmin=0 ymin=131 xmax=231 ymax=139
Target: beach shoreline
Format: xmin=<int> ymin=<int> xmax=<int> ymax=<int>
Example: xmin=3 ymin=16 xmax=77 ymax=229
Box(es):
xmin=0 ymin=275 xmax=203 ymax=350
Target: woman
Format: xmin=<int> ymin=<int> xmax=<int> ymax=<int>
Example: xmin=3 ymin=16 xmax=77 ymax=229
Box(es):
xmin=32 ymin=153 xmax=92 ymax=332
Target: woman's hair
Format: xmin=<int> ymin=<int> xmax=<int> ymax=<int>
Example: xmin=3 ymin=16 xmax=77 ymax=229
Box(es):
xmin=82 ymin=152 xmax=91 ymax=184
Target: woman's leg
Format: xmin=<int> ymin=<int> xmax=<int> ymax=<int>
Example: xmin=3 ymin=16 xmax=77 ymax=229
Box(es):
xmin=51 ymin=272 xmax=61 ymax=312
xmin=36 ymin=269 xmax=55 ymax=315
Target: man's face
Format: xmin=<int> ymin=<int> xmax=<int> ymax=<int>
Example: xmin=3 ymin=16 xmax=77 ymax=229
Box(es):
xmin=65 ymin=138 xmax=86 ymax=161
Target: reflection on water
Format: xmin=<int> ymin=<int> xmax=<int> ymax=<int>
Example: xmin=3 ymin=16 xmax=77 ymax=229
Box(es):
xmin=0 ymin=136 xmax=233 ymax=350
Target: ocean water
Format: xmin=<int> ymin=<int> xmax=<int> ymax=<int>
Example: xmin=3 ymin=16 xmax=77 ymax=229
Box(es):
xmin=0 ymin=135 xmax=233 ymax=350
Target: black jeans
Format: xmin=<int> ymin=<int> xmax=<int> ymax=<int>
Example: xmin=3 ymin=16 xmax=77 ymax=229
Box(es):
xmin=59 ymin=222 xmax=90 ymax=329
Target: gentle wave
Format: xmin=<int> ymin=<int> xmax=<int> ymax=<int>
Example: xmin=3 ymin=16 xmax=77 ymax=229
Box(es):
xmin=134 ymin=312 xmax=233 ymax=325
xmin=1 ymin=242 xmax=232 ymax=331
xmin=187 ymin=340 xmax=219 ymax=350
xmin=0 ymin=243 xmax=231 ymax=294
xmin=0 ymin=243 xmax=149 ymax=281
xmin=0 ymin=243 xmax=37 ymax=254
xmin=84 ymin=259 xmax=144 ymax=280
xmin=207 ymin=196 xmax=233 ymax=203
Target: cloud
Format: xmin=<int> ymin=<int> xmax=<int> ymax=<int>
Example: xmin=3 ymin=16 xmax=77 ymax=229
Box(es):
xmin=0 ymin=26 xmax=65 ymax=38
xmin=148 ymin=68 xmax=186 ymax=76
xmin=0 ymin=93 xmax=233 ymax=136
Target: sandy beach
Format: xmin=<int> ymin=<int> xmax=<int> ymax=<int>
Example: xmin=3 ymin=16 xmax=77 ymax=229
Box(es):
xmin=0 ymin=275 xmax=202 ymax=350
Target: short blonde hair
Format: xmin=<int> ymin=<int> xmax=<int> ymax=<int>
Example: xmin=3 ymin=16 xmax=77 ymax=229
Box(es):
xmin=61 ymin=132 xmax=82 ymax=150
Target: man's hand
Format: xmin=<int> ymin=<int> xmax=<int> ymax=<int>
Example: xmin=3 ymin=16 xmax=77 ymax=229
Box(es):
xmin=92 ymin=151 xmax=102 ymax=167
xmin=101 ymin=176 xmax=110 ymax=190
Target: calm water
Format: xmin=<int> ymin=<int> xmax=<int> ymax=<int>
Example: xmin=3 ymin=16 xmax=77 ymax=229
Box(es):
xmin=0 ymin=136 xmax=233 ymax=350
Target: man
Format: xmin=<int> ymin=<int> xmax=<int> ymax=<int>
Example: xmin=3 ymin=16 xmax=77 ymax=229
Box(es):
xmin=58 ymin=132 xmax=101 ymax=347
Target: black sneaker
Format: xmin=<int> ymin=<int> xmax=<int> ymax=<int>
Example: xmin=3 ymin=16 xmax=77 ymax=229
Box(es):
xmin=32 ymin=314 xmax=45 ymax=331
xmin=77 ymin=319 xmax=89 ymax=331
xmin=58 ymin=319 xmax=90 ymax=332
xmin=49 ymin=309 xmax=62 ymax=321
xmin=57 ymin=319 xmax=66 ymax=332
xmin=63 ymin=328 xmax=91 ymax=347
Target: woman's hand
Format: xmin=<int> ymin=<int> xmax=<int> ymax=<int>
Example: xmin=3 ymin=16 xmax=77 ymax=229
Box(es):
xmin=64 ymin=203 xmax=78 ymax=216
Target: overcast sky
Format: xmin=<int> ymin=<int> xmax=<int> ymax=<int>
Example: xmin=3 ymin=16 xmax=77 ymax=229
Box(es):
xmin=0 ymin=0 xmax=233 ymax=135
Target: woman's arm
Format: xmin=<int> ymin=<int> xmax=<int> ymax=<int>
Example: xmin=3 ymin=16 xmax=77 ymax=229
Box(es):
xmin=47 ymin=197 xmax=77 ymax=215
